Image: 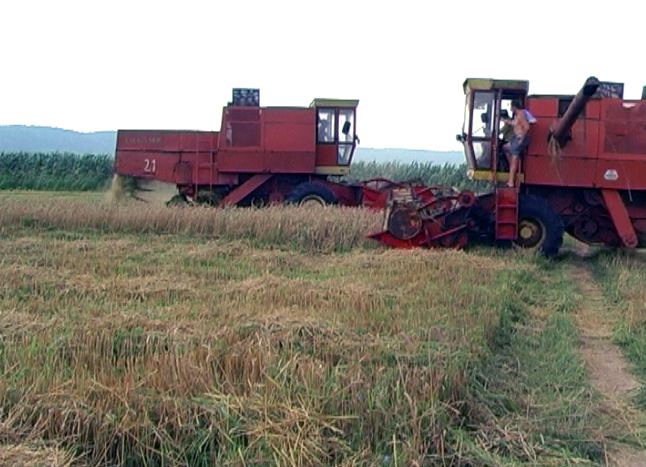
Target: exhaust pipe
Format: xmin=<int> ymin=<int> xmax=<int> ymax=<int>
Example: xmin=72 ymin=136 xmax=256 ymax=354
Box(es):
xmin=549 ymin=76 xmax=600 ymax=148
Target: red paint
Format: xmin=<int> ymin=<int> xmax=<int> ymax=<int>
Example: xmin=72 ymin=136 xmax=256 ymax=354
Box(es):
xmin=456 ymin=77 xmax=646 ymax=250
xmin=115 ymin=94 xmax=359 ymax=206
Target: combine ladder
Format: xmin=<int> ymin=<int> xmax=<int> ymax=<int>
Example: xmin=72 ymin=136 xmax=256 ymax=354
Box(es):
xmin=495 ymin=186 xmax=518 ymax=240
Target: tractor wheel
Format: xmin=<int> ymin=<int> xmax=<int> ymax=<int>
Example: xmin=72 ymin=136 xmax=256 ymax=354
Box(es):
xmin=514 ymin=194 xmax=563 ymax=256
xmin=286 ymin=182 xmax=338 ymax=207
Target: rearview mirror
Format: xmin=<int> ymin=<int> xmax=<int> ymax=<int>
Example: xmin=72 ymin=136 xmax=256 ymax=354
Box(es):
xmin=480 ymin=113 xmax=489 ymax=124
xmin=342 ymin=121 xmax=351 ymax=135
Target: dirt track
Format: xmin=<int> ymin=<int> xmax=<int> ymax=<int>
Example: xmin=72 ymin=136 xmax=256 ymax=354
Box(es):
xmin=570 ymin=253 xmax=644 ymax=467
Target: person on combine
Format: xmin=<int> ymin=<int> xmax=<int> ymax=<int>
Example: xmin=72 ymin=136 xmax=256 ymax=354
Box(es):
xmin=502 ymin=100 xmax=530 ymax=187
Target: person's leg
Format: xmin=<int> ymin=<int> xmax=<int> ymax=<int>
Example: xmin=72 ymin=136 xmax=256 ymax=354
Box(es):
xmin=502 ymin=142 xmax=511 ymax=165
xmin=508 ymin=155 xmax=519 ymax=187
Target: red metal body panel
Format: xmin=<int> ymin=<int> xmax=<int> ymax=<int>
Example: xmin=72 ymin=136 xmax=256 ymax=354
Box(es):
xmin=601 ymin=189 xmax=638 ymax=247
xmin=216 ymin=150 xmax=316 ymax=174
xmin=318 ymin=180 xmax=361 ymax=206
xmin=595 ymin=100 xmax=646 ymax=189
xmin=213 ymin=106 xmax=317 ymax=174
xmin=115 ymin=130 xmax=224 ymax=185
xmin=315 ymin=144 xmax=337 ymax=167
xmin=587 ymin=100 xmax=601 ymax=119
xmin=523 ymin=96 xmax=646 ymax=192
xmin=524 ymin=155 xmax=598 ymax=187
xmin=220 ymin=174 xmax=273 ymax=206
xmin=595 ymin=158 xmax=646 ymax=189
xmin=526 ymin=98 xmax=557 ymax=118
xmin=117 ymin=130 xmax=219 ymax=152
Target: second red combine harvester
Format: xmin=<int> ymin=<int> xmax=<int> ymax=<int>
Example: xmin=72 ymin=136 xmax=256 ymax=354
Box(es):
xmin=114 ymin=80 xmax=646 ymax=256
xmin=115 ymin=89 xmax=390 ymax=208
xmin=115 ymin=88 xmax=470 ymax=220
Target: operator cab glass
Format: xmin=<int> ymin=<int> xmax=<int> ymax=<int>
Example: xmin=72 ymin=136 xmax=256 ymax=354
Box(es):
xmin=471 ymin=91 xmax=495 ymax=170
xmin=312 ymin=99 xmax=359 ymax=167
xmin=337 ymin=108 xmax=355 ymax=165
xmin=317 ymin=109 xmax=335 ymax=143
xmin=458 ymin=78 xmax=528 ymax=180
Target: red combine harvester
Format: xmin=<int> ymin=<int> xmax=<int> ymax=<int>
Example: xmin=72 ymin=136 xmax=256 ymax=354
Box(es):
xmin=114 ymin=90 xmax=471 ymax=212
xmin=370 ymin=77 xmax=646 ymax=255
xmin=114 ymin=80 xmax=646 ymax=256
xmin=115 ymin=89 xmax=380 ymax=207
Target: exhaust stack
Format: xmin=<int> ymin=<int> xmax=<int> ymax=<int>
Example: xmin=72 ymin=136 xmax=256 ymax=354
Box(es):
xmin=549 ymin=76 xmax=600 ymax=148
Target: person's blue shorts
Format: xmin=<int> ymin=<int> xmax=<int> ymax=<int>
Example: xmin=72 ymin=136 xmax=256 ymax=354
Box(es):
xmin=510 ymin=134 xmax=529 ymax=157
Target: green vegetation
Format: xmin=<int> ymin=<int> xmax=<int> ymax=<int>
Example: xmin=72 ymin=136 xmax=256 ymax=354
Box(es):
xmin=589 ymin=250 xmax=646 ymax=396
xmin=348 ymin=161 xmax=487 ymax=191
xmin=0 ymin=151 xmax=480 ymax=194
xmin=0 ymin=194 xmax=639 ymax=466
xmin=0 ymin=152 xmax=113 ymax=191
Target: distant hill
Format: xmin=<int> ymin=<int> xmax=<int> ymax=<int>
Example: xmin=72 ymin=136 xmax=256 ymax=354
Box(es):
xmin=0 ymin=126 xmax=116 ymax=154
xmin=0 ymin=125 xmax=463 ymax=164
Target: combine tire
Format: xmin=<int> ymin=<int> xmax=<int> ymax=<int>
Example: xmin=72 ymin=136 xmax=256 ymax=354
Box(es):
xmin=286 ymin=182 xmax=337 ymax=207
xmin=515 ymin=194 xmax=563 ymax=256
xmin=166 ymin=194 xmax=189 ymax=207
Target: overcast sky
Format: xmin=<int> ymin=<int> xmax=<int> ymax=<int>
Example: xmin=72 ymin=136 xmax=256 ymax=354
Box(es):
xmin=2 ymin=0 xmax=645 ymax=150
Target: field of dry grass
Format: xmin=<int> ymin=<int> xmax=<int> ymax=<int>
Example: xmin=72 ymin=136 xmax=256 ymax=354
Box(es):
xmin=0 ymin=192 xmax=639 ymax=466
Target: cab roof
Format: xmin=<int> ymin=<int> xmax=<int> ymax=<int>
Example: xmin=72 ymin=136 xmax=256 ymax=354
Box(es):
xmin=462 ymin=78 xmax=529 ymax=94
xmin=310 ymin=98 xmax=359 ymax=108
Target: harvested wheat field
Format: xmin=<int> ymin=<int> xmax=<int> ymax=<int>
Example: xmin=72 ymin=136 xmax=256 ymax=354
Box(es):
xmin=0 ymin=193 xmax=643 ymax=466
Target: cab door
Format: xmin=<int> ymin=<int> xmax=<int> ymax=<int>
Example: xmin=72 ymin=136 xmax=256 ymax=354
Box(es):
xmin=314 ymin=105 xmax=358 ymax=175
xmin=463 ymin=90 xmax=500 ymax=174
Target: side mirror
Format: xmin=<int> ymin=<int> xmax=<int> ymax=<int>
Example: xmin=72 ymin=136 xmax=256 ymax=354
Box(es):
xmin=342 ymin=121 xmax=351 ymax=135
xmin=456 ymin=134 xmax=464 ymax=142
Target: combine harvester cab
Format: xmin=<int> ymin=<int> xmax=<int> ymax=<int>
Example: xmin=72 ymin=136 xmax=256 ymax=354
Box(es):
xmin=373 ymin=77 xmax=646 ymax=255
xmin=114 ymin=89 xmax=363 ymax=207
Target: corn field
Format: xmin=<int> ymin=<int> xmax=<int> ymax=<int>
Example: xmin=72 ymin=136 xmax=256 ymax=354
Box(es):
xmin=0 ymin=152 xmax=483 ymax=193
xmin=347 ymin=161 xmax=486 ymax=191
xmin=0 ymin=152 xmax=113 ymax=191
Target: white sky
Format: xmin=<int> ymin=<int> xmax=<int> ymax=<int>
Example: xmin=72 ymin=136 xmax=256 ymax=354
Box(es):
xmin=1 ymin=0 xmax=645 ymax=150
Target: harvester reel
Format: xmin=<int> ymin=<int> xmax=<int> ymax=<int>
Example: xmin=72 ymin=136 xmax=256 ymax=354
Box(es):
xmin=387 ymin=206 xmax=422 ymax=240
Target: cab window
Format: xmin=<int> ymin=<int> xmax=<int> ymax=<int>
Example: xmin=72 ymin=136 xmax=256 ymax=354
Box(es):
xmin=317 ymin=109 xmax=335 ymax=143
xmin=338 ymin=109 xmax=354 ymax=143
xmin=473 ymin=91 xmax=495 ymax=138
xmin=472 ymin=91 xmax=495 ymax=169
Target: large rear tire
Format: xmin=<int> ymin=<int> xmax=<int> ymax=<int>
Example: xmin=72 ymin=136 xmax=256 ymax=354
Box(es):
xmin=166 ymin=194 xmax=189 ymax=207
xmin=285 ymin=182 xmax=338 ymax=207
xmin=515 ymin=194 xmax=563 ymax=256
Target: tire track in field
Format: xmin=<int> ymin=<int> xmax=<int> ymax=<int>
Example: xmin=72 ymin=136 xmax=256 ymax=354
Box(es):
xmin=569 ymin=255 xmax=644 ymax=467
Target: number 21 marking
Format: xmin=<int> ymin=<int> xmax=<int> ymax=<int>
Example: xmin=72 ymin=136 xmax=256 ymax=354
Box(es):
xmin=144 ymin=159 xmax=156 ymax=173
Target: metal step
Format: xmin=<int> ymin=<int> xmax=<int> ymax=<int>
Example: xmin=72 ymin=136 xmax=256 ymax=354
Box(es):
xmin=495 ymin=186 xmax=518 ymax=240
